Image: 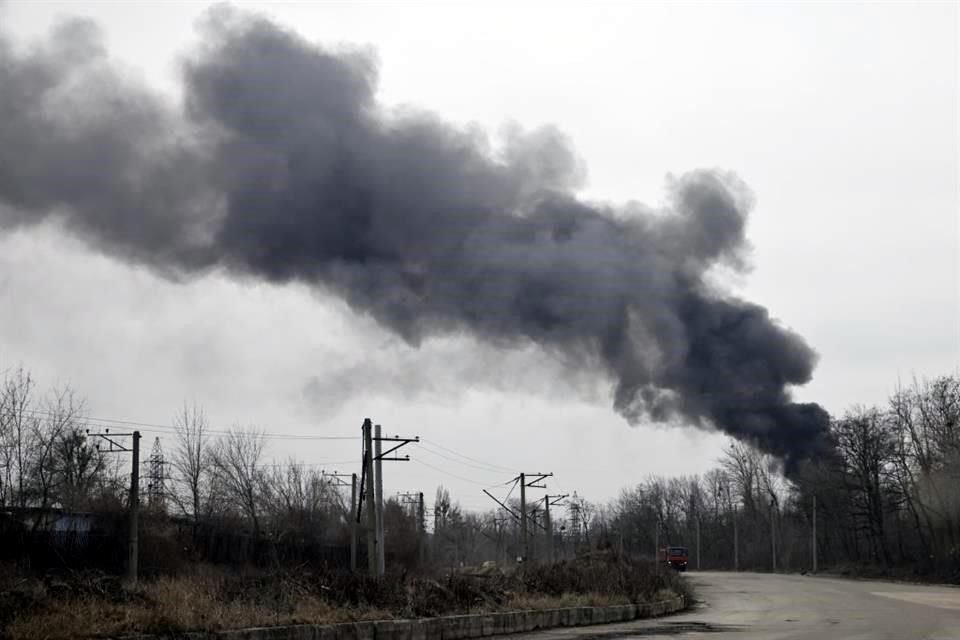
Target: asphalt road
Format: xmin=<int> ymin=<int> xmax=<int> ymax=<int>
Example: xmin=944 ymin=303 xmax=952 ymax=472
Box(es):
xmin=514 ymin=571 xmax=960 ymax=640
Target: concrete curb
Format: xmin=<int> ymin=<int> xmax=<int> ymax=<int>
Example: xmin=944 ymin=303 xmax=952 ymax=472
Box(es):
xmin=126 ymin=596 xmax=686 ymax=640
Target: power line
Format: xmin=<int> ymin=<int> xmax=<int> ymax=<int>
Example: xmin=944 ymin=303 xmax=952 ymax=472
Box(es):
xmin=19 ymin=407 xmax=357 ymax=441
xmin=420 ymin=439 xmax=515 ymax=473
xmin=417 ymin=443 xmax=513 ymax=476
xmin=411 ymin=458 xmax=506 ymax=488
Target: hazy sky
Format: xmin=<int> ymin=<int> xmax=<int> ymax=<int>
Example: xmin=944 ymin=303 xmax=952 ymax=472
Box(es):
xmin=1 ymin=1 xmax=957 ymax=510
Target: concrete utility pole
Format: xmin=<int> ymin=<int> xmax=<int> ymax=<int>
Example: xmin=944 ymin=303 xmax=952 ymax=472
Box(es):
xmin=520 ymin=474 xmax=527 ymax=561
xmin=128 ymin=431 xmax=141 ymax=586
xmin=323 ymin=471 xmax=357 ymax=573
xmin=771 ymin=504 xmax=777 ymax=572
xmin=375 ymin=424 xmax=385 ymax=576
xmin=399 ymin=491 xmax=426 ymax=566
xmin=362 ymin=419 xmax=377 ymax=575
xmin=812 ymin=495 xmax=818 ymax=573
xmin=418 ymin=491 xmax=426 ymax=564
xmin=733 ymin=504 xmax=739 ymax=572
xmin=544 ymin=497 xmax=552 ymax=564
xmin=351 ymin=473 xmax=358 ymax=573
xmin=363 ymin=425 xmax=418 ymax=577
xmin=530 ymin=507 xmax=538 ymax=561
xmin=543 ymin=494 xmax=568 ymax=564
xmin=515 ymin=473 xmax=551 ymax=563
xmin=87 ymin=429 xmax=140 ymax=585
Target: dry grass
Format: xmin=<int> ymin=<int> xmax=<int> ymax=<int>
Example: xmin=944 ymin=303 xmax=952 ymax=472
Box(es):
xmin=3 ymin=553 xmax=686 ymax=639
xmin=4 ymin=574 xmax=395 ymax=640
xmin=6 ymin=583 xmax=651 ymax=640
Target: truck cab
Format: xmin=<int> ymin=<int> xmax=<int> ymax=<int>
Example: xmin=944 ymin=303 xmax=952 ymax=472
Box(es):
xmin=662 ymin=545 xmax=689 ymax=571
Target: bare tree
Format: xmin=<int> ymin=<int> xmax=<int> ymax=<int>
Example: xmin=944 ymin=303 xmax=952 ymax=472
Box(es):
xmin=265 ymin=461 xmax=339 ymax=541
xmin=31 ymin=386 xmax=84 ymax=512
xmin=0 ymin=367 xmax=39 ymax=508
xmin=171 ymin=403 xmax=211 ymax=532
xmin=53 ymin=426 xmax=106 ymax=510
xmin=210 ymin=427 xmax=267 ymax=537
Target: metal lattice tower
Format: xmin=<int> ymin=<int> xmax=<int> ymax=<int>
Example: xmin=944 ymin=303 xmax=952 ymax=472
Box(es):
xmin=146 ymin=437 xmax=166 ymax=512
xmin=568 ymin=491 xmax=582 ymax=544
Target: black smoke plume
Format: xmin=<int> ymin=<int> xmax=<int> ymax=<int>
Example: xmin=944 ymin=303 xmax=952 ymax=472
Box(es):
xmin=0 ymin=9 xmax=831 ymax=465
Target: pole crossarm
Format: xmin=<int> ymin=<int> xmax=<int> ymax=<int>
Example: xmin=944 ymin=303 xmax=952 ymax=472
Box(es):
xmin=324 ymin=472 xmax=354 ymax=487
xmin=373 ymin=436 xmax=419 ymax=460
xmin=520 ymin=472 xmax=552 ymax=489
xmin=86 ymin=430 xmax=134 ymax=452
xmin=547 ymin=494 xmax=569 ymax=507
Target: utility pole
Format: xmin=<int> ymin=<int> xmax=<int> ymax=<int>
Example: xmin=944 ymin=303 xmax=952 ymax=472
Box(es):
xmin=324 ymin=471 xmax=358 ymax=573
xmin=771 ymin=504 xmax=777 ymax=572
xmin=544 ymin=494 xmax=568 ymax=564
xmin=368 ymin=426 xmax=418 ymax=577
xmin=362 ymin=419 xmax=377 ymax=575
xmin=530 ymin=507 xmax=538 ymax=562
xmin=483 ymin=475 xmax=552 ymax=564
xmin=129 ymin=431 xmax=140 ymax=585
xmin=375 ymin=424 xmax=385 ymax=577
xmin=351 ymin=473 xmax=358 ymax=572
xmin=544 ymin=497 xmax=552 ymax=564
xmin=516 ymin=472 xmax=551 ymax=563
xmin=733 ymin=503 xmax=739 ymax=572
xmin=87 ymin=429 xmax=140 ymax=585
xmin=520 ymin=474 xmax=526 ymax=562
xmin=419 ymin=491 xmax=426 ymax=564
xmin=399 ymin=491 xmax=425 ymax=566
xmin=812 ymin=495 xmax=818 ymax=573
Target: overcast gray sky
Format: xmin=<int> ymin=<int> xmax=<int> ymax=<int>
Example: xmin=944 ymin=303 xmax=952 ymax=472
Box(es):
xmin=1 ymin=1 xmax=957 ymax=509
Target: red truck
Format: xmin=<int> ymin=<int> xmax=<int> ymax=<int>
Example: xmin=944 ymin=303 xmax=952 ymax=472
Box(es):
xmin=661 ymin=546 xmax=689 ymax=571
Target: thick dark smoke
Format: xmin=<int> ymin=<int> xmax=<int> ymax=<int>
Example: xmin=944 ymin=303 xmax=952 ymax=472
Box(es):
xmin=0 ymin=9 xmax=831 ymax=465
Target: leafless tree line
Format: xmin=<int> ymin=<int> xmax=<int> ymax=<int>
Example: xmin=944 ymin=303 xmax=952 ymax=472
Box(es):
xmin=6 ymin=364 xmax=959 ymax=575
xmin=571 ymin=375 xmax=960 ymax=575
xmin=425 ymin=375 xmax=960 ymax=576
xmin=0 ymin=367 xmax=125 ymax=515
xmin=0 ymin=367 xmax=350 ymax=550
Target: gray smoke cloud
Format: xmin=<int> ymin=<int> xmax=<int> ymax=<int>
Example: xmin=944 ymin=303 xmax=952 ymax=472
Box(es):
xmin=0 ymin=8 xmax=831 ymax=465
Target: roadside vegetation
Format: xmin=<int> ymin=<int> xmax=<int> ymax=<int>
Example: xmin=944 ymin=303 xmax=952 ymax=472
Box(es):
xmin=1 ymin=552 xmax=686 ymax=640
